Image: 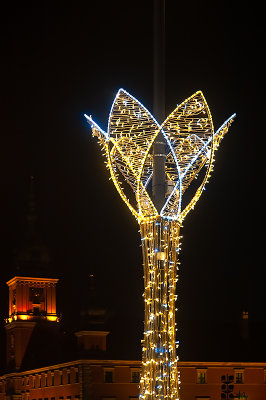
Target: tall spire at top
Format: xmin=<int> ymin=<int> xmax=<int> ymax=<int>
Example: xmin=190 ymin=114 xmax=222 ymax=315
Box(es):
xmin=152 ymin=0 xmax=167 ymax=213
xmin=26 ymin=176 xmax=38 ymax=239
xmin=13 ymin=177 xmax=51 ymax=277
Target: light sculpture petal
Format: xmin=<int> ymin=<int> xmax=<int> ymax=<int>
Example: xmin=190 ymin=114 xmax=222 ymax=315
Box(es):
xmin=108 ymin=89 xmax=159 ymax=218
xmin=159 ymin=91 xmax=214 ymax=220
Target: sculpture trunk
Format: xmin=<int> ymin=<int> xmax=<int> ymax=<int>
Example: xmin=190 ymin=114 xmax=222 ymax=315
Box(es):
xmin=139 ymin=217 xmax=180 ymax=400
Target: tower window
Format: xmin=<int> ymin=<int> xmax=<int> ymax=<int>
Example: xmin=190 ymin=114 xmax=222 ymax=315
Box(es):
xmin=30 ymin=287 xmax=44 ymax=304
xmin=12 ymin=289 xmax=16 ymax=305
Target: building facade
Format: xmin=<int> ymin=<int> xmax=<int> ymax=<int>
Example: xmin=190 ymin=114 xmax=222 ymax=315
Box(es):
xmin=1 ymin=272 xmax=266 ymax=399
xmin=1 ymin=358 xmax=266 ymax=400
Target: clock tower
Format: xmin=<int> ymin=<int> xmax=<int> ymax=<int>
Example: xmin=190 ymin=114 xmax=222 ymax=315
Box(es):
xmin=5 ymin=177 xmax=59 ymax=371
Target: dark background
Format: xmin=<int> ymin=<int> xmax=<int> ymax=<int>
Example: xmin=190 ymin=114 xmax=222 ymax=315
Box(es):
xmin=0 ymin=1 xmax=265 ymax=362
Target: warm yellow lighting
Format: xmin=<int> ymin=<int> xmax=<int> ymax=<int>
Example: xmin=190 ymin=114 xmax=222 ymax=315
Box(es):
xmin=18 ymin=315 xmax=29 ymax=321
xmin=139 ymin=217 xmax=180 ymax=400
xmin=87 ymin=89 xmax=235 ymax=224
xmin=86 ymin=88 xmax=235 ymax=400
xmin=47 ymin=316 xmax=58 ymax=322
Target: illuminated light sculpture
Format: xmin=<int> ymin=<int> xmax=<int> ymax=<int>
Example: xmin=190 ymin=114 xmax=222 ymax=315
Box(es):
xmin=85 ymin=89 xmax=235 ymax=400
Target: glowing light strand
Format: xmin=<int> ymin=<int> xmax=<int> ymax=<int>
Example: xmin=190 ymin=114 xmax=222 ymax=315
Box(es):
xmin=85 ymin=89 xmax=235 ymax=222
xmin=85 ymin=89 xmax=235 ymax=400
xmin=139 ymin=218 xmax=180 ymax=400
xmin=160 ymin=91 xmax=214 ymax=220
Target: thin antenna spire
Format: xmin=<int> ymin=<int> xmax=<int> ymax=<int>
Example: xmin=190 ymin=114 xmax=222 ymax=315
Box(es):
xmin=152 ymin=0 xmax=166 ymax=213
xmin=26 ymin=175 xmax=38 ymax=237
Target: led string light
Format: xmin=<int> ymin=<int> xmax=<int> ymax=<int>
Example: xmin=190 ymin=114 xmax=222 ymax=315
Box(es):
xmin=139 ymin=218 xmax=180 ymax=400
xmin=160 ymin=91 xmax=214 ymax=220
xmin=85 ymin=89 xmax=235 ymax=223
xmin=85 ymin=89 xmax=235 ymax=400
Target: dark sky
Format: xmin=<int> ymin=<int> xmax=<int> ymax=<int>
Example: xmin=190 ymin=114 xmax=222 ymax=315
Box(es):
xmin=0 ymin=1 xmax=265 ymax=361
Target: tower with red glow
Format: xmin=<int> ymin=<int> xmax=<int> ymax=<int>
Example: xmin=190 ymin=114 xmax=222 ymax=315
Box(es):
xmin=5 ymin=276 xmax=59 ymax=370
xmin=4 ymin=177 xmax=59 ymax=371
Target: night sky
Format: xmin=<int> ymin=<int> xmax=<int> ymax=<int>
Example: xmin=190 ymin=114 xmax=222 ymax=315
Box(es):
xmin=0 ymin=1 xmax=265 ymax=361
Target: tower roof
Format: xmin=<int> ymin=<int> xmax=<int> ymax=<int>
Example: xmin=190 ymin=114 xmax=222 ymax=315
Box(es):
xmin=78 ymin=273 xmax=106 ymax=330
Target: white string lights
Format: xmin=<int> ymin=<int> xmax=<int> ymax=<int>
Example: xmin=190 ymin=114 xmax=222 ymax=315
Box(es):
xmin=85 ymin=89 xmax=235 ymax=400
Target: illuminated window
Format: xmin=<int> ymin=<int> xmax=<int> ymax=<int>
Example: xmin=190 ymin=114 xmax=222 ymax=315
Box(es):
xmin=197 ymin=370 xmax=207 ymax=384
xmin=104 ymin=370 xmax=113 ymax=383
xmin=131 ymin=370 xmax=140 ymax=383
xmin=235 ymin=370 xmax=244 ymax=384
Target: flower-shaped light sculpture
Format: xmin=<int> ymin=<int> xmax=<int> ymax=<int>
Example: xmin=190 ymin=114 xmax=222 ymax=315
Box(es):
xmin=85 ymin=89 xmax=235 ymax=224
xmin=85 ymin=89 xmax=235 ymax=400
